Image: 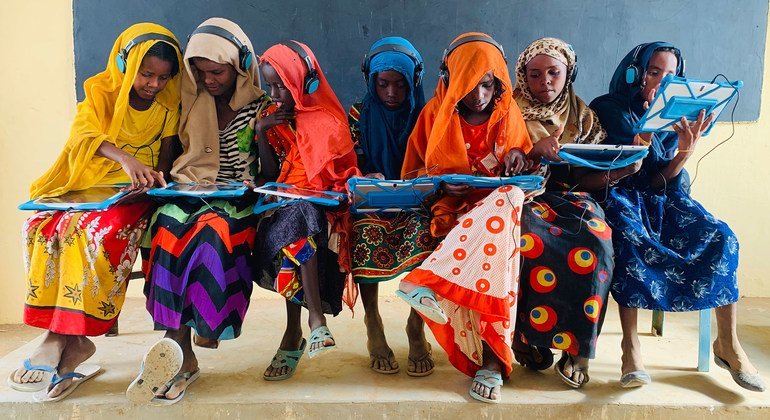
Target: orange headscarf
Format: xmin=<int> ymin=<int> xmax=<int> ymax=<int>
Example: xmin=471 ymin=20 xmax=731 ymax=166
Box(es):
xmin=401 ymin=32 xmax=532 ymax=179
xmin=259 ymin=42 xmax=359 ymax=192
xmin=401 ymin=32 xmax=532 ymax=236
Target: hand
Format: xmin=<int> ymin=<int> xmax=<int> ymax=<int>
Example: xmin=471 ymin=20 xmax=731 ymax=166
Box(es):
xmin=528 ymin=126 xmax=564 ymax=163
xmin=673 ymin=109 xmax=715 ymax=156
xmin=256 ymin=105 xmax=296 ymax=133
xmin=441 ymin=182 xmax=470 ymax=197
xmin=120 ymin=156 xmax=166 ymax=189
xmin=504 ymin=149 xmax=532 ymax=176
xmin=642 ymin=87 xmax=657 ymax=111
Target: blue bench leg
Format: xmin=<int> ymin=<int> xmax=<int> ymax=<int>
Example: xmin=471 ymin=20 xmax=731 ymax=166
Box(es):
xmin=698 ymin=309 xmax=711 ymax=372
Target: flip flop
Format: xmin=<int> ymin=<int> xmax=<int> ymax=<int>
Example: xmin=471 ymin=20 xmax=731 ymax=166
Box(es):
xmin=512 ymin=335 xmax=554 ymax=371
xmin=395 ymin=287 xmax=448 ymax=325
xmin=469 ymin=369 xmax=503 ymax=404
xmin=370 ymin=350 xmax=400 ymax=375
xmin=406 ymin=349 xmax=434 ymax=377
xmin=33 ymin=364 xmax=101 ymax=402
xmin=263 ymin=338 xmax=307 ymax=381
xmin=619 ymin=370 xmax=652 ymax=388
xmin=714 ymin=354 xmax=767 ymax=392
xmin=126 ymin=338 xmax=184 ymax=404
xmin=555 ymin=352 xmax=589 ymax=389
xmin=7 ymin=359 xmax=57 ymax=392
xmin=150 ymin=369 xmax=200 ymax=405
xmin=308 ymin=326 xmax=336 ymax=359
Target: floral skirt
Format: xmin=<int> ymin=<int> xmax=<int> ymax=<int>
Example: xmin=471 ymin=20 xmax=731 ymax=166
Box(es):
xmin=23 ymin=201 xmax=153 ymax=336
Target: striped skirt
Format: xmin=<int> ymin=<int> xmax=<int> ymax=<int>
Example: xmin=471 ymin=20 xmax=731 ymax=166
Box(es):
xmin=141 ymin=199 xmax=257 ymax=340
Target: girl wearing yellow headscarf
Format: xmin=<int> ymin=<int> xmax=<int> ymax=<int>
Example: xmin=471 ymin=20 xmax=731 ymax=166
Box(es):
xmin=11 ymin=23 xmax=183 ymax=401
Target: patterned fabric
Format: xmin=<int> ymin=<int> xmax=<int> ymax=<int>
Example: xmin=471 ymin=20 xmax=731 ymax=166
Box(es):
xmin=351 ymin=213 xmax=439 ymax=284
xmin=516 ymin=192 xmax=614 ymax=358
xmin=142 ymin=199 xmax=257 ymax=340
xmin=216 ymin=100 xmax=261 ymax=182
xmin=590 ymin=42 xmax=738 ymax=311
xmin=24 ymin=202 xmax=153 ymax=336
xmin=254 ymin=201 xmax=345 ymax=316
xmin=403 ymin=187 xmax=524 ymax=378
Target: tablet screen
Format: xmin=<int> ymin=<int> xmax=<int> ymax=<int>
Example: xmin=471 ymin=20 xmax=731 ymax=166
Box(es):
xmin=34 ymin=186 xmax=124 ymax=206
xmin=163 ymin=183 xmax=247 ymax=195
xmin=254 ymin=184 xmax=344 ymax=202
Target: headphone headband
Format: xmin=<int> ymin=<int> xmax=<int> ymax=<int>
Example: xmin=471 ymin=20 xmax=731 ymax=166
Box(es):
xmin=281 ymin=41 xmax=320 ymax=94
xmin=116 ymin=33 xmax=180 ymax=74
xmin=443 ymin=34 xmax=507 ymax=64
xmin=361 ymin=43 xmax=424 ymax=86
xmin=190 ymin=25 xmax=253 ymax=71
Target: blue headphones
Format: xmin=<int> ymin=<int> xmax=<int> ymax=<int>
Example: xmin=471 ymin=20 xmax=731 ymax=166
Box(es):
xmin=439 ymin=34 xmax=506 ymax=86
xmin=190 ymin=25 xmax=253 ymax=71
xmin=361 ymin=44 xmax=424 ymax=87
xmin=625 ymin=43 xmax=685 ymax=85
xmin=115 ymin=33 xmax=180 ymax=74
xmin=281 ymin=41 xmax=320 ymax=94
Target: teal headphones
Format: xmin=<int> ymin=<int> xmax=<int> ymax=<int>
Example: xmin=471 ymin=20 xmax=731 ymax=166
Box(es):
xmin=281 ymin=41 xmax=320 ymax=94
xmin=115 ymin=33 xmax=180 ymax=73
xmin=190 ymin=25 xmax=254 ymax=71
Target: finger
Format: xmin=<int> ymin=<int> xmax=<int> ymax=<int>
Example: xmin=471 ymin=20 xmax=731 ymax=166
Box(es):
xmin=643 ymin=100 xmax=650 ymax=111
xmin=151 ymin=170 xmax=166 ymax=188
xmin=700 ymin=113 xmax=716 ymax=135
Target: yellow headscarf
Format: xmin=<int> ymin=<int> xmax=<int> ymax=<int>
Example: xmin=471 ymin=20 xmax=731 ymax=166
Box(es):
xmin=171 ymin=18 xmax=265 ymax=183
xmin=29 ymin=23 xmax=183 ymax=199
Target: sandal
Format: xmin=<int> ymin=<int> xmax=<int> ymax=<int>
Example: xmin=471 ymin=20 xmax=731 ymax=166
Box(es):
xmin=555 ymin=352 xmax=589 ymax=389
xmin=7 ymin=359 xmax=57 ymax=392
xmin=126 ymin=338 xmax=184 ymax=404
xmin=512 ymin=334 xmax=554 ymax=371
xmin=263 ymin=338 xmax=307 ymax=381
xmin=33 ymin=364 xmax=101 ymax=402
xmin=714 ymin=354 xmax=766 ymax=392
xmin=308 ymin=326 xmax=336 ymax=359
xmin=406 ymin=348 xmax=434 ymax=377
xmin=469 ymin=369 xmax=503 ymax=404
xmin=395 ymin=287 xmax=448 ymax=325
xmin=150 ymin=369 xmax=200 ymax=406
xmin=370 ymin=350 xmax=400 ymax=375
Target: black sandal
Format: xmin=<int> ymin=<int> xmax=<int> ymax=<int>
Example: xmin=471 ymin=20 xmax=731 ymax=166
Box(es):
xmin=555 ymin=351 xmax=590 ymax=389
xmin=512 ymin=333 xmax=554 ymax=371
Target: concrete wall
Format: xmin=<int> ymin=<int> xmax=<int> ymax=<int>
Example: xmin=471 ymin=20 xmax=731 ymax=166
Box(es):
xmin=0 ymin=0 xmax=768 ymax=323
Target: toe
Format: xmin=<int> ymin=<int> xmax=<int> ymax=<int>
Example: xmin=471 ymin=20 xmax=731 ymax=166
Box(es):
xmin=47 ymin=379 xmax=69 ymax=398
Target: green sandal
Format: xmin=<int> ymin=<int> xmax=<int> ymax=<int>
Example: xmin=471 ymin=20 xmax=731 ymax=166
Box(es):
xmin=395 ymin=287 xmax=448 ymax=324
xmin=469 ymin=369 xmax=503 ymax=404
xmin=263 ymin=338 xmax=307 ymax=381
xmin=308 ymin=326 xmax=336 ymax=359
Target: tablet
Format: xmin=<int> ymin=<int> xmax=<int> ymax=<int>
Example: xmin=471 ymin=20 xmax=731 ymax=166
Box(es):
xmin=19 ymin=185 xmax=130 ymax=211
xmin=634 ymin=75 xmax=742 ymax=136
xmin=543 ymin=143 xmax=649 ymax=170
xmin=439 ymin=174 xmax=545 ymax=191
xmin=147 ymin=182 xmax=249 ymax=198
xmin=348 ymin=177 xmax=441 ymax=214
xmin=252 ymin=182 xmax=346 ymax=214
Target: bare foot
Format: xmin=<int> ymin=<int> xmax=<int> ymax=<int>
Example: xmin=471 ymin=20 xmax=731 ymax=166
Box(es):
xmin=713 ymin=338 xmax=759 ymax=375
xmin=620 ymin=337 xmax=645 ymax=375
xmin=46 ymin=336 xmax=96 ymax=398
xmin=365 ymin=313 xmax=398 ymax=373
xmin=406 ymin=309 xmax=434 ymax=376
xmin=472 ymin=346 xmax=503 ymax=402
xmin=12 ymin=332 xmax=66 ymax=385
xmin=264 ymin=328 xmax=304 ymax=379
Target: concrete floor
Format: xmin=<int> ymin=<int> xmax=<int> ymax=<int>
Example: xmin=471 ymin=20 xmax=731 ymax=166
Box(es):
xmin=1 ymin=296 xmax=769 ymax=419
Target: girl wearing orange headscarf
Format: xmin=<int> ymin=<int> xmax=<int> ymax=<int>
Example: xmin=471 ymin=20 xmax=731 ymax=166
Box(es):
xmin=13 ymin=23 xmax=182 ymax=401
xmin=255 ymin=41 xmax=359 ymax=381
xmin=397 ymin=33 xmax=532 ymax=403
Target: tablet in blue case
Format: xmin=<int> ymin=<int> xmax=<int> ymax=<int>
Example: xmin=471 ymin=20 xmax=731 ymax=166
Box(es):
xmin=543 ymin=144 xmax=649 ymax=171
xmin=147 ymin=182 xmax=249 ymax=198
xmin=19 ymin=184 xmax=131 ymax=211
xmin=252 ymin=182 xmax=346 ymax=215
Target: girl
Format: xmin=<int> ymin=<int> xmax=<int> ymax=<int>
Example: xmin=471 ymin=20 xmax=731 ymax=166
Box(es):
xmin=512 ymin=37 xmax=631 ymax=388
xmin=128 ymin=18 xmax=271 ymax=404
xmin=256 ymin=41 xmax=359 ymax=381
xmin=397 ymin=33 xmax=532 ymax=403
xmin=591 ymin=42 xmax=765 ymax=391
xmin=349 ymin=37 xmax=438 ymax=376
xmin=10 ymin=23 xmax=182 ymax=401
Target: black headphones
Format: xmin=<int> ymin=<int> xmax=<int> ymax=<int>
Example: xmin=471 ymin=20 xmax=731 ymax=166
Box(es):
xmin=115 ymin=33 xmax=180 ymax=74
xmin=190 ymin=25 xmax=254 ymax=71
xmin=361 ymin=44 xmax=424 ymax=87
xmin=567 ymin=43 xmax=579 ymax=84
xmin=281 ymin=41 xmax=320 ymax=94
xmin=438 ymin=34 xmax=506 ymax=86
xmin=625 ymin=43 xmax=685 ymax=85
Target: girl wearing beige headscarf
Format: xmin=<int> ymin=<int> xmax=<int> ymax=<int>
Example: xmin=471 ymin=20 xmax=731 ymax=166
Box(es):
xmin=129 ymin=18 xmax=271 ymax=405
xmin=510 ymin=37 xmax=619 ymax=389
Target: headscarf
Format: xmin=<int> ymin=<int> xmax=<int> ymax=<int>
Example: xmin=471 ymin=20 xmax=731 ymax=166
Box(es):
xmin=401 ymin=32 xmax=532 ymax=178
xmin=171 ymin=18 xmax=265 ymax=183
xmin=359 ymin=37 xmax=426 ymax=179
xmin=30 ymin=23 xmax=183 ymax=198
xmin=590 ymin=42 xmax=685 ymax=185
xmin=260 ymin=41 xmax=359 ymax=191
xmin=513 ymin=37 xmax=605 ymax=145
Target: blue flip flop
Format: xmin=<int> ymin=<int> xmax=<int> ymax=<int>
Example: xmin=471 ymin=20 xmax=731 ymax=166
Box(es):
xmin=469 ymin=369 xmax=503 ymax=404
xmin=308 ymin=326 xmax=336 ymax=359
xmin=7 ymin=359 xmax=57 ymax=392
xmin=264 ymin=338 xmax=307 ymax=381
xmin=395 ymin=287 xmax=448 ymax=325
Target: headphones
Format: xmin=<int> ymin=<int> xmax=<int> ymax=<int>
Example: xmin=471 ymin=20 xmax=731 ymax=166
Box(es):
xmin=115 ymin=33 xmax=180 ymax=74
xmin=361 ymin=43 xmax=424 ymax=87
xmin=281 ymin=41 xmax=320 ymax=94
xmin=439 ymin=34 xmax=506 ymax=86
xmin=567 ymin=43 xmax=579 ymax=84
xmin=625 ymin=43 xmax=685 ymax=85
xmin=190 ymin=25 xmax=254 ymax=71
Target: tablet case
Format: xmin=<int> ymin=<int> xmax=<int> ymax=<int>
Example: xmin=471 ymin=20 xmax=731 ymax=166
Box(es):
xmin=634 ymin=75 xmax=742 ymax=136
xmin=543 ymin=144 xmax=649 ymax=171
xmin=147 ymin=182 xmax=249 ymax=198
xmin=252 ymin=182 xmax=346 ymax=215
xmin=19 ymin=184 xmax=131 ymax=211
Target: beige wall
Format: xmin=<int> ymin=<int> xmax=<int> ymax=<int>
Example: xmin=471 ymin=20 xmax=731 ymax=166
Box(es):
xmin=1 ymin=2 xmax=769 ymax=323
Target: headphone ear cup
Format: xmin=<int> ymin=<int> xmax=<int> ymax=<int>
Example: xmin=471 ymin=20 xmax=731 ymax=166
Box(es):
xmin=305 ymin=71 xmax=320 ymax=94
xmin=116 ymin=52 xmax=127 ymax=74
xmin=571 ymin=64 xmax=578 ymax=83
xmin=242 ymin=51 xmax=253 ymax=71
xmin=625 ymin=65 xmax=638 ymax=85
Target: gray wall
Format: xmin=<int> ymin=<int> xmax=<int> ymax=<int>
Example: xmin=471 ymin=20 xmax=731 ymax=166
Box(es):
xmin=74 ymin=0 xmax=767 ymax=120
